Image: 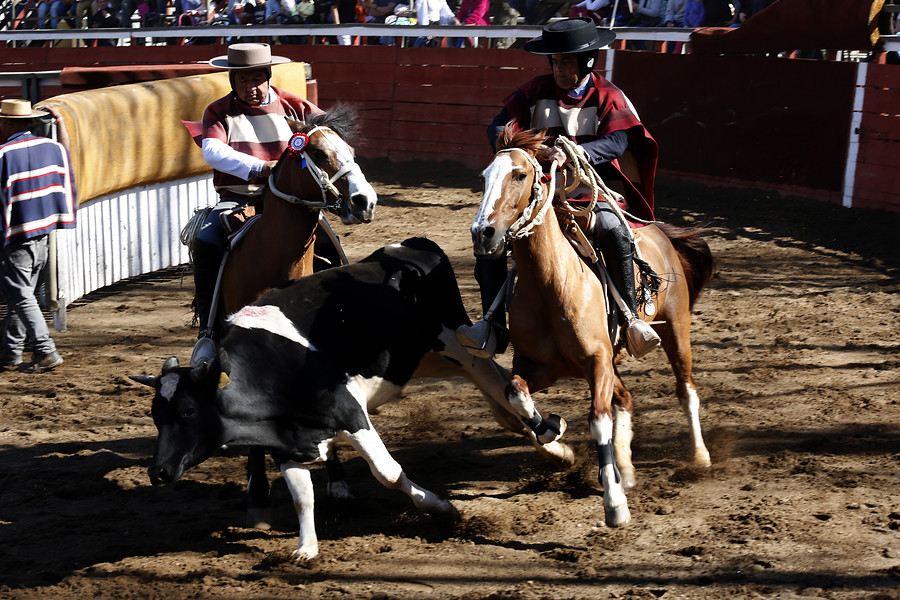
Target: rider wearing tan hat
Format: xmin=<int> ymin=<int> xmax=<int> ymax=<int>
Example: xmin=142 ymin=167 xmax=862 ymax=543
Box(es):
xmin=458 ymin=18 xmax=662 ymax=360
xmin=0 ymin=99 xmax=76 ymax=373
xmin=190 ymin=43 xmax=324 ymax=346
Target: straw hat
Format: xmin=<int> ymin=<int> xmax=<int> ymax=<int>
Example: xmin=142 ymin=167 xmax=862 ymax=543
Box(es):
xmin=0 ymin=99 xmax=48 ymax=119
xmin=523 ymin=18 xmax=616 ymax=55
xmin=209 ymin=43 xmax=291 ymax=70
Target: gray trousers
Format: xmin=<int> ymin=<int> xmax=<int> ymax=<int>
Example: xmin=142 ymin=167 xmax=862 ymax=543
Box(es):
xmin=0 ymin=235 xmax=56 ymax=357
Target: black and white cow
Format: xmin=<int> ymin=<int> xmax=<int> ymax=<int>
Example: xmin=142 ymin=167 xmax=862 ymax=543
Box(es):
xmin=132 ymin=237 xmax=570 ymax=559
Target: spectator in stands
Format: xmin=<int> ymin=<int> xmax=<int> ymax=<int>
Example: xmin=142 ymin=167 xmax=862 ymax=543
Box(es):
xmin=314 ymin=0 xmax=358 ymax=44
xmin=0 ymin=99 xmax=76 ymax=373
xmin=189 ymin=44 xmax=323 ymax=345
xmin=38 ymin=0 xmax=76 ymax=29
xmin=362 ymin=0 xmax=398 ymax=45
xmin=665 ymin=0 xmax=686 ymax=26
xmin=702 ymin=0 xmax=735 ymax=26
xmin=455 ymin=0 xmax=489 ymax=47
xmin=507 ymin=0 xmax=538 ymax=25
xmin=664 ymin=0 xmax=686 ymax=53
xmin=415 ymin=0 xmax=459 ymax=46
xmin=683 ymin=0 xmax=704 ymax=27
xmin=458 ymin=18 xmax=662 ymax=359
xmin=90 ymin=0 xmax=120 ymax=44
xmin=628 ymin=0 xmax=664 ymax=26
xmin=120 ymin=0 xmax=157 ymax=26
xmin=75 ymin=0 xmax=94 ymax=28
xmin=568 ymin=0 xmax=611 ymax=25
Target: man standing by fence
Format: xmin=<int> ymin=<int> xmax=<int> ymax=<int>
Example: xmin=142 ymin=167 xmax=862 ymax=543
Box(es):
xmin=0 ymin=99 xmax=77 ymax=373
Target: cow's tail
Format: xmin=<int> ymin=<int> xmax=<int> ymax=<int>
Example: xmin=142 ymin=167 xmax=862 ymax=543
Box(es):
xmin=656 ymin=222 xmax=715 ymax=310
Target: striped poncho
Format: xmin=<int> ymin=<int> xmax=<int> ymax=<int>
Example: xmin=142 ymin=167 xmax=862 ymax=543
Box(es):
xmin=502 ymin=72 xmax=659 ymax=221
xmin=1 ymin=131 xmax=77 ymax=248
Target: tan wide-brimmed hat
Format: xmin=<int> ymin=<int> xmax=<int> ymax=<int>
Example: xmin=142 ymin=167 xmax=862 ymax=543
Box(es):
xmin=209 ymin=43 xmax=291 ymax=70
xmin=0 ymin=98 xmax=48 ymax=119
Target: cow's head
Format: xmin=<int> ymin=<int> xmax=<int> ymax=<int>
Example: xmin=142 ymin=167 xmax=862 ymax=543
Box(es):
xmin=130 ymin=355 xmax=225 ymax=486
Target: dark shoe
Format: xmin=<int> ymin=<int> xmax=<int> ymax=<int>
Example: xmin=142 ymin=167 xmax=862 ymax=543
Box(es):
xmin=23 ymin=351 xmax=63 ymax=373
xmin=0 ymin=350 xmax=23 ymax=367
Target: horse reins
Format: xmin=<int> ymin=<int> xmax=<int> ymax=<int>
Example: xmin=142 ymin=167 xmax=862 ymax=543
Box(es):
xmin=267 ymin=125 xmax=362 ymax=211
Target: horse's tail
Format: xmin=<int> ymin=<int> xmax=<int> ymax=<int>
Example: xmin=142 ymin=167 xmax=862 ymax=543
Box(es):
xmin=656 ymin=222 xmax=715 ymax=310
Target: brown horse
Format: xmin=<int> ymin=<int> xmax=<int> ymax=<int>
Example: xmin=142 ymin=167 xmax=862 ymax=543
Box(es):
xmin=471 ymin=128 xmax=714 ymax=527
xmin=219 ymin=105 xmax=377 ymax=317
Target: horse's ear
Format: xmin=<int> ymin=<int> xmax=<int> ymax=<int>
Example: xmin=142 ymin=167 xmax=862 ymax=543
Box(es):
xmin=287 ymin=117 xmax=305 ymax=133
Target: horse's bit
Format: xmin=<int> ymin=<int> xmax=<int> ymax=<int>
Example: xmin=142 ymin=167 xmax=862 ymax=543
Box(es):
xmin=267 ymin=125 xmax=362 ymax=212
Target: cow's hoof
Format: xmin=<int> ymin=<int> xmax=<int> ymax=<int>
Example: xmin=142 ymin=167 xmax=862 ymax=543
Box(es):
xmin=604 ymin=505 xmax=631 ymax=528
xmin=431 ymin=500 xmax=460 ymax=520
xmin=247 ymin=507 xmax=273 ymax=530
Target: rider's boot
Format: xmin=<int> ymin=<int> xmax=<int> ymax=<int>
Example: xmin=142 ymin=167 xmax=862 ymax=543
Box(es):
xmin=456 ymin=253 xmax=510 ymax=358
xmin=597 ymin=223 xmax=661 ymax=359
xmin=190 ymin=239 xmax=223 ymax=365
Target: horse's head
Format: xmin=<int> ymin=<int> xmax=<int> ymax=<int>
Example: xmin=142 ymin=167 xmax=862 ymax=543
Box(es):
xmin=471 ymin=125 xmax=550 ymax=256
xmin=272 ymin=105 xmax=377 ymax=225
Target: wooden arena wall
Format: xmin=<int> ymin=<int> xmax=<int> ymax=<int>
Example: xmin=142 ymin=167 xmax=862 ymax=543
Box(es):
xmin=5 ymin=44 xmax=894 ymax=211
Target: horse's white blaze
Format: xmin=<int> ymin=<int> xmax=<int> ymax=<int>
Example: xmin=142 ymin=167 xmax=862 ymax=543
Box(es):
xmin=281 ymin=462 xmax=319 ymax=560
xmin=473 ymin=154 xmax=515 ymax=248
xmin=321 ymin=129 xmax=377 ymax=221
xmin=229 ymin=305 xmax=318 ymax=350
xmin=160 ymin=372 xmax=180 ymax=403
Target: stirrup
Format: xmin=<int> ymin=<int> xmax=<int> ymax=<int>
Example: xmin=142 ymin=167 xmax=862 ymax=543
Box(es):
xmin=191 ymin=334 xmax=217 ymax=367
xmin=456 ymin=320 xmax=499 ymax=358
xmin=625 ymin=318 xmax=661 ymax=359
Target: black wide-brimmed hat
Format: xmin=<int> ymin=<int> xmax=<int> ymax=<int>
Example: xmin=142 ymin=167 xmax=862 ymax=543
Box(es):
xmin=523 ymin=18 xmax=616 ymax=55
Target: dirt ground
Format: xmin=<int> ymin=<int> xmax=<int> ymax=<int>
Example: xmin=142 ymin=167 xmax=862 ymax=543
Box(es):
xmin=1 ymin=158 xmax=899 ymax=600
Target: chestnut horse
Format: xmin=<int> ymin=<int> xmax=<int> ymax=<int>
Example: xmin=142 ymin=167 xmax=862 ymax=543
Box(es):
xmin=471 ymin=128 xmax=714 ymax=527
xmin=218 ymin=105 xmax=377 ymax=318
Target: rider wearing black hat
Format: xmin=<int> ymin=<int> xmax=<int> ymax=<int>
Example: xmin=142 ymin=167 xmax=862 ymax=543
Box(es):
xmin=457 ymin=18 xmax=662 ymax=360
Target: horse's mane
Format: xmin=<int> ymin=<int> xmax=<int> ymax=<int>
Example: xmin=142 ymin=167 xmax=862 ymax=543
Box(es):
xmin=496 ymin=122 xmax=548 ymax=153
xmin=301 ymin=103 xmax=360 ymax=145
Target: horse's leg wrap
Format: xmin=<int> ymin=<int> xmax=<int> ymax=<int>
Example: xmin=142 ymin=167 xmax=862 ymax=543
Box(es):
xmin=595 ymin=441 xmax=622 ymax=485
xmin=507 ymin=376 xmax=567 ymax=444
xmin=520 ymin=410 xmax=567 ymax=445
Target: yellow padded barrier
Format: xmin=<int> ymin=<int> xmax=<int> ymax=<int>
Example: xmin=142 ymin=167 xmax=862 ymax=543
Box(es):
xmin=37 ymin=62 xmax=308 ymax=205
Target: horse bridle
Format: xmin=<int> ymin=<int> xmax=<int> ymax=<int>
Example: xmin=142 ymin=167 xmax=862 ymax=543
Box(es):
xmin=500 ymin=147 xmax=558 ymax=240
xmin=266 ymin=125 xmax=362 ymax=212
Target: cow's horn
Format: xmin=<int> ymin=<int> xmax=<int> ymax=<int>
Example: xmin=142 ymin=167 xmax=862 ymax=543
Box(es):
xmin=129 ymin=374 xmax=158 ymax=388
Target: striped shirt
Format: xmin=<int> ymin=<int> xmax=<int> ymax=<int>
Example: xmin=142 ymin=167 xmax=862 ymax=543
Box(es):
xmin=1 ymin=131 xmax=77 ymax=248
xmin=202 ymin=86 xmax=321 ymax=198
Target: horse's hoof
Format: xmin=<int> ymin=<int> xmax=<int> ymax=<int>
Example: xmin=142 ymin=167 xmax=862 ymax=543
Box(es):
xmin=292 ymin=545 xmax=319 ymax=561
xmin=247 ymin=507 xmax=273 ymax=530
xmin=605 ymin=505 xmax=631 ymax=528
xmin=537 ymin=413 xmax=567 ymax=444
xmin=620 ymin=466 xmax=637 ymax=489
xmin=694 ymin=449 xmax=712 ymax=468
xmin=543 ymin=441 xmax=576 ymax=469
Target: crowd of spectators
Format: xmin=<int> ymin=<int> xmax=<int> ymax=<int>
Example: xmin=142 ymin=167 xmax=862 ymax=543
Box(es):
xmin=10 ymin=0 xmax=784 ymax=48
